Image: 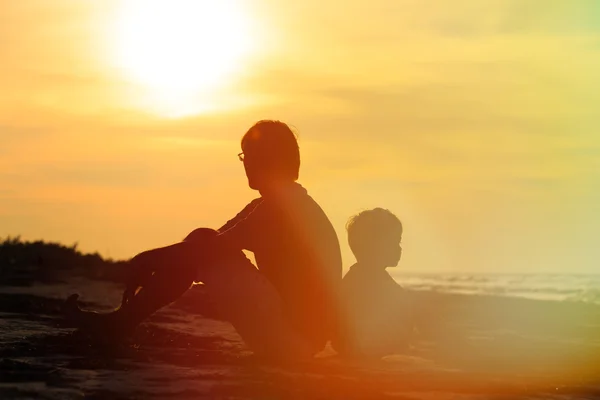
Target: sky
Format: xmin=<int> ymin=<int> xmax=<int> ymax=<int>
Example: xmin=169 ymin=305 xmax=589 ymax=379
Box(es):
xmin=1 ymin=0 xmax=599 ymax=273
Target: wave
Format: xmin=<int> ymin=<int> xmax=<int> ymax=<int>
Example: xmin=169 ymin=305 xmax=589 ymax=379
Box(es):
xmin=391 ymin=273 xmax=600 ymax=305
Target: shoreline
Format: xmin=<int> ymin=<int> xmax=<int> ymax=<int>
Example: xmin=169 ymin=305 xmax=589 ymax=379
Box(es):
xmin=1 ymin=278 xmax=599 ymax=399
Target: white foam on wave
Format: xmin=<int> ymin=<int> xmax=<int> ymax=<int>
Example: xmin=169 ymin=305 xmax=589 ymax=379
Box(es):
xmin=390 ymin=273 xmax=600 ymax=304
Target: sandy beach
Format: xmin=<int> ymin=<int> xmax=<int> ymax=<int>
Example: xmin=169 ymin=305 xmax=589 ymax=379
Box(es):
xmin=1 ymin=277 xmax=599 ymax=400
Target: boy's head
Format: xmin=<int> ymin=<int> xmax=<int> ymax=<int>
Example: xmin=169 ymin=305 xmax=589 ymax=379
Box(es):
xmin=346 ymin=208 xmax=403 ymax=268
xmin=240 ymin=120 xmax=300 ymax=190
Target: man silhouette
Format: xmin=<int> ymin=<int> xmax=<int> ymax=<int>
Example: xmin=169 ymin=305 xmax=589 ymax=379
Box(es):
xmin=64 ymin=120 xmax=343 ymax=359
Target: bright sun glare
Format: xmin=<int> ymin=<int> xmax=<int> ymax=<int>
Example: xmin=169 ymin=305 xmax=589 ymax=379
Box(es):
xmin=114 ymin=0 xmax=256 ymax=117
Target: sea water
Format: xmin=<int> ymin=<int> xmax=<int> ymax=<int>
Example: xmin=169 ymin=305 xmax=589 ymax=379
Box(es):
xmin=391 ymin=272 xmax=600 ymax=305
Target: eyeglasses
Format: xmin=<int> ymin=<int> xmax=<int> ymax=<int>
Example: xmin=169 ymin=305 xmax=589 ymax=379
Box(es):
xmin=237 ymin=152 xmax=244 ymax=162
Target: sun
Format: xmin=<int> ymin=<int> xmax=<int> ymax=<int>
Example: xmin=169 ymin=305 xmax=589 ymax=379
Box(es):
xmin=113 ymin=0 xmax=256 ymax=116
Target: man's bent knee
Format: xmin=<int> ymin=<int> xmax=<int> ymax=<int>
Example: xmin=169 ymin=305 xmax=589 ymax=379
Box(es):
xmin=184 ymin=227 xmax=218 ymax=243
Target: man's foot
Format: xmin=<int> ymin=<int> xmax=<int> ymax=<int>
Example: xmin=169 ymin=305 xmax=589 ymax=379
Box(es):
xmin=61 ymin=293 xmax=85 ymax=324
xmin=61 ymin=294 xmax=130 ymax=339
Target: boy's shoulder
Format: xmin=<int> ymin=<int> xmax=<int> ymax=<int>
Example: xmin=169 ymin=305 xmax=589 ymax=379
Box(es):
xmin=342 ymin=263 xmax=364 ymax=280
xmin=342 ymin=264 xmax=401 ymax=289
xmin=341 ymin=265 xmax=410 ymax=310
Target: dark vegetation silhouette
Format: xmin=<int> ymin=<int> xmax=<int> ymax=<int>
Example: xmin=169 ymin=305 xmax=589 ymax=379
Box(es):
xmin=0 ymin=236 xmax=128 ymax=286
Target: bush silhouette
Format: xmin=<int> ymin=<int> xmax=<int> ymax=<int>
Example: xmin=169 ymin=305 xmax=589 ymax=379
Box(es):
xmin=0 ymin=236 xmax=128 ymax=286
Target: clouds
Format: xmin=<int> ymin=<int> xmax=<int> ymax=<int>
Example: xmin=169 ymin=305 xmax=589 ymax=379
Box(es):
xmin=1 ymin=0 xmax=599 ymax=271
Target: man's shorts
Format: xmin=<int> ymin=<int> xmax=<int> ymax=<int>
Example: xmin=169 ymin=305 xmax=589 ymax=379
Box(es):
xmin=199 ymin=256 xmax=316 ymax=359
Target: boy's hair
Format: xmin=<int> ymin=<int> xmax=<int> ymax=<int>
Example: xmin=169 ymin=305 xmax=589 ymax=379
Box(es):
xmin=346 ymin=208 xmax=402 ymax=259
xmin=241 ymin=120 xmax=300 ymax=181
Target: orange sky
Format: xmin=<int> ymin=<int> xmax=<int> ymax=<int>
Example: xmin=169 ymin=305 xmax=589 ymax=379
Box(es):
xmin=1 ymin=0 xmax=599 ymax=273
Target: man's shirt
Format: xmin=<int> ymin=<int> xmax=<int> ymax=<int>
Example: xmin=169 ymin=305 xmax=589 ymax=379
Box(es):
xmin=218 ymin=182 xmax=343 ymax=349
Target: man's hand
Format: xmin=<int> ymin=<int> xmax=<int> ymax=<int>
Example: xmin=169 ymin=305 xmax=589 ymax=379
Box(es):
xmin=121 ymin=228 xmax=221 ymax=308
xmin=121 ymin=251 xmax=156 ymax=307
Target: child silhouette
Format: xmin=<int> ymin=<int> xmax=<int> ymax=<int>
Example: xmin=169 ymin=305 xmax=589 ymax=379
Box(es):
xmin=334 ymin=208 xmax=415 ymax=358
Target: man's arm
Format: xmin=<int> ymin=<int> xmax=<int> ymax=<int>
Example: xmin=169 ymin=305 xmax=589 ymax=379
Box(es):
xmin=216 ymin=198 xmax=278 ymax=253
xmin=175 ymin=197 xmax=269 ymax=268
xmin=122 ymin=240 xmax=210 ymax=306
xmin=217 ymin=198 xmax=263 ymax=233
xmin=123 ymin=198 xmax=268 ymax=305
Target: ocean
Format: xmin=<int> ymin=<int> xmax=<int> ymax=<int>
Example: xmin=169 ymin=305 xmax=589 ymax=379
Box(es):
xmin=1 ymin=275 xmax=599 ymax=399
xmin=392 ymin=272 xmax=600 ymax=305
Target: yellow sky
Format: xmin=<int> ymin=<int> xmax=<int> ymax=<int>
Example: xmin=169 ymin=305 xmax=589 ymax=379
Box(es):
xmin=1 ymin=0 xmax=599 ymax=272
